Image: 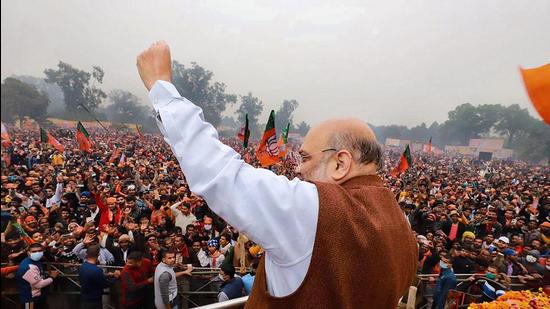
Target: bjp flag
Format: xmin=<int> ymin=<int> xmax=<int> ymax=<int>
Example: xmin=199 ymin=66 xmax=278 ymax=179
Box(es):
xmin=520 ymin=64 xmax=550 ymax=125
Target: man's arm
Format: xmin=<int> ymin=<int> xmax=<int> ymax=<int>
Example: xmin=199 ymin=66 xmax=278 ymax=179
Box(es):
xmin=22 ymin=265 xmax=53 ymax=289
xmin=148 ymin=81 xmax=318 ymax=266
xmin=218 ymin=291 xmax=229 ymax=302
xmin=158 ymin=271 xmax=173 ymax=308
xmin=138 ymin=41 xmax=318 ymax=267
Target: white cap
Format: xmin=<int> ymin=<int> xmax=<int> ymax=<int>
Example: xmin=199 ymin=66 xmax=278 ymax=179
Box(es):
xmin=497 ymin=236 xmax=510 ymax=244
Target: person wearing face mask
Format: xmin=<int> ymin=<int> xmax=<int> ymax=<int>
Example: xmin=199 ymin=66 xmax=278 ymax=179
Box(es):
xmin=432 ymin=251 xmax=456 ymax=309
xmin=217 ymin=263 xmax=244 ymax=302
xmin=15 ymin=242 xmax=59 ymax=309
xmin=241 ymin=259 xmax=259 ymax=296
xmin=201 ymin=216 xmax=219 ymax=240
xmin=520 ymin=249 xmax=545 ymax=276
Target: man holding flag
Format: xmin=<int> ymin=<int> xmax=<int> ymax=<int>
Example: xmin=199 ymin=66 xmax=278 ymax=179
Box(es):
xmin=137 ymin=41 xmax=417 ymax=308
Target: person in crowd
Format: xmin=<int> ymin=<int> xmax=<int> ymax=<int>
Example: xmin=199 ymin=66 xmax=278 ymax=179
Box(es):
xmin=15 ymin=242 xmax=59 ymax=309
xmin=78 ymin=244 xmax=120 ymax=308
xmin=154 ymin=250 xmax=193 ymax=309
xmin=217 ymin=263 xmax=244 ymax=302
xmin=432 ymin=250 xmax=456 ymax=309
xmin=120 ymin=251 xmax=154 ymax=309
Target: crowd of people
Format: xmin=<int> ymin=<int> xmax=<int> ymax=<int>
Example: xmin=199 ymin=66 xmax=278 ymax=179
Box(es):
xmin=1 ymin=126 xmax=549 ymax=309
xmin=381 ymin=151 xmax=550 ymax=307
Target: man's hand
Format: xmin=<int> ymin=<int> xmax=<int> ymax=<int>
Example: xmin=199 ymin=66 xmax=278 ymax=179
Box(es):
xmin=136 ymin=41 xmax=172 ymax=91
xmin=49 ymin=270 xmax=60 ymax=278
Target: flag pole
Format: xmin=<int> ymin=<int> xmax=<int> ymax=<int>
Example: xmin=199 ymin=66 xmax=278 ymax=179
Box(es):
xmin=77 ymin=103 xmax=109 ymax=131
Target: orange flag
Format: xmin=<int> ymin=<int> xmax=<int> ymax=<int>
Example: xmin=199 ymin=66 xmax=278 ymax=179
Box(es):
xmin=520 ymin=64 xmax=550 ymax=125
xmin=256 ymin=110 xmax=280 ymax=167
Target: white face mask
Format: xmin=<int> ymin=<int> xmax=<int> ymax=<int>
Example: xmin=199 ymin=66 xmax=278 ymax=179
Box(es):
xmin=546 ymin=265 xmax=550 ymax=270
xmin=526 ymin=255 xmax=537 ymax=263
xmin=218 ymin=273 xmax=224 ymax=281
xmin=204 ymin=224 xmax=212 ymax=231
xmin=30 ymin=251 xmax=44 ymax=261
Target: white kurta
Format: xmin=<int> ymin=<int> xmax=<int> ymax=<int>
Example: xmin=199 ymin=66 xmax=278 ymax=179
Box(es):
xmin=149 ymin=81 xmax=319 ymax=297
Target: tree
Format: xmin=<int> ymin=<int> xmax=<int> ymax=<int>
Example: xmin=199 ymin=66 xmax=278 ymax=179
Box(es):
xmin=439 ymin=103 xmax=489 ymax=145
xmin=494 ymin=104 xmax=533 ymax=147
xmin=1 ymin=78 xmax=49 ymax=127
xmin=275 ymin=100 xmax=299 ymax=134
xmin=44 ymin=62 xmax=106 ymax=113
xmin=106 ymin=90 xmax=146 ymax=124
xmin=295 ymin=121 xmax=311 ymax=137
xmin=171 ymin=61 xmax=237 ymax=127
xmin=12 ymin=75 xmax=64 ymax=115
xmin=408 ymin=123 xmax=429 ymax=141
xmin=236 ymin=93 xmax=263 ymax=138
xmin=513 ymin=120 xmax=550 ymax=163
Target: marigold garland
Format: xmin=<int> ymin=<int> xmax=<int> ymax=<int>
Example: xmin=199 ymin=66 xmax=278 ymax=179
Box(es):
xmin=468 ymin=290 xmax=550 ymax=309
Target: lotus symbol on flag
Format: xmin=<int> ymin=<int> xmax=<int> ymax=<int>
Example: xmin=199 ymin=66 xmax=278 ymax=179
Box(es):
xmin=266 ymin=135 xmax=279 ymax=156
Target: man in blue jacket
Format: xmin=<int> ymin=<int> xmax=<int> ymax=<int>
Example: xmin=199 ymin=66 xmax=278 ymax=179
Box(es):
xmin=78 ymin=244 xmax=120 ymax=308
xmin=433 ymin=250 xmax=457 ymax=309
xmin=16 ymin=242 xmax=59 ymax=309
xmin=217 ymin=264 xmax=244 ymax=302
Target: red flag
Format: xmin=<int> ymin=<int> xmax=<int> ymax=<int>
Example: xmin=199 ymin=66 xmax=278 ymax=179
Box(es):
xmin=256 ymin=110 xmax=280 ymax=167
xmin=391 ymin=144 xmax=412 ymax=177
xmin=40 ymin=128 xmax=65 ymax=152
xmin=76 ymin=121 xmax=92 ymax=152
xmin=520 ymin=64 xmax=550 ymax=125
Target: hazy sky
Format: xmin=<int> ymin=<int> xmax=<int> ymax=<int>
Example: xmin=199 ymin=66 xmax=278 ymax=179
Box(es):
xmin=2 ymin=0 xmax=549 ymax=127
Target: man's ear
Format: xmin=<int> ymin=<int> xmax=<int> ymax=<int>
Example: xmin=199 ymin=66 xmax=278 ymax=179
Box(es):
xmin=330 ymin=150 xmax=353 ymax=182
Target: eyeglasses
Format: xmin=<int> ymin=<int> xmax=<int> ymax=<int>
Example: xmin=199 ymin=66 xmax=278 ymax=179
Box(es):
xmin=297 ymin=148 xmax=337 ymax=165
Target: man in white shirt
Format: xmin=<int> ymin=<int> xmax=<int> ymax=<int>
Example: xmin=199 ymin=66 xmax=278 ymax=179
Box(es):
xmin=170 ymin=200 xmax=197 ymax=232
xmin=136 ymin=41 xmax=417 ymax=307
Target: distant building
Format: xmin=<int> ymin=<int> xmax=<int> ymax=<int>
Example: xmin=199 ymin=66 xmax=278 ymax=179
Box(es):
xmin=445 ymin=138 xmax=514 ymax=160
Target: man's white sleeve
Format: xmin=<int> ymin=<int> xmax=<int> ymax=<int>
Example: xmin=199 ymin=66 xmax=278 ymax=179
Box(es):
xmin=148 ymin=81 xmax=318 ymax=266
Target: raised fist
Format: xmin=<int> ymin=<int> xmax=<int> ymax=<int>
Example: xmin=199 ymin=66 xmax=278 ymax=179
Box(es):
xmin=136 ymin=41 xmax=172 ymax=91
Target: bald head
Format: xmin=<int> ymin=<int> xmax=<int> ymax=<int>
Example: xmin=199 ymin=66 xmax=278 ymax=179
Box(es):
xmin=311 ymin=118 xmax=377 ymax=144
xmin=298 ymin=118 xmax=382 ymax=184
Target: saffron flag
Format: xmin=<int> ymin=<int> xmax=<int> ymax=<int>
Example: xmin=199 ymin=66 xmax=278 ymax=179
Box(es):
xmin=237 ymin=114 xmax=251 ymax=149
xmin=108 ymin=147 xmax=122 ymax=164
xmin=76 ymin=121 xmax=92 ymax=152
xmin=391 ymin=144 xmax=412 ymax=177
xmin=1 ymin=122 xmax=11 ymax=146
xmin=256 ymin=110 xmax=280 ymax=167
xmin=278 ymin=122 xmax=290 ymax=158
xmin=40 ymin=128 xmax=65 ymax=152
xmin=424 ymin=137 xmax=432 ymax=153
xmin=520 ymin=64 xmax=550 ymax=125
